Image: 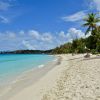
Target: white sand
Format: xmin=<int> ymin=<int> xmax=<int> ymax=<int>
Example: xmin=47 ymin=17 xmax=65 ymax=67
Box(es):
xmin=5 ymin=54 xmax=100 ymax=100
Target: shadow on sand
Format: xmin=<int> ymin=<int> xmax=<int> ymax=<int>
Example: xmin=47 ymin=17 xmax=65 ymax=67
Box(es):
xmin=66 ymin=56 xmax=83 ymax=61
xmin=83 ymin=56 xmax=100 ymax=61
xmin=66 ymin=55 xmax=100 ymax=62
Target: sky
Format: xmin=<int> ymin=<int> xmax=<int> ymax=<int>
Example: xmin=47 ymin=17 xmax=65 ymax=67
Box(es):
xmin=0 ymin=0 xmax=100 ymax=51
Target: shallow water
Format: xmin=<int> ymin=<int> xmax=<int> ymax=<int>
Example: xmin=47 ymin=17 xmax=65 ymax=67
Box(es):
xmin=0 ymin=54 xmax=55 ymax=85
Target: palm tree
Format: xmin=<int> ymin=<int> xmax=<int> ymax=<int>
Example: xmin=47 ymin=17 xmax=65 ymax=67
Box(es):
xmin=83 ymin=13 xmax=100 ymax=35
xmin=83 ymin=13 xmax=100 ymax=57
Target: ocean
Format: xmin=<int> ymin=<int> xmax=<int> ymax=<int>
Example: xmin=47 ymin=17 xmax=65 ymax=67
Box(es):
xmin=0 ymin=54 xmax=55 ymax=86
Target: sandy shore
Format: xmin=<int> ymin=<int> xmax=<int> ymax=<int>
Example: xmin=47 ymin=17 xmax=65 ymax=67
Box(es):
xmin=2 ymin=54 xmax=100 ymax=100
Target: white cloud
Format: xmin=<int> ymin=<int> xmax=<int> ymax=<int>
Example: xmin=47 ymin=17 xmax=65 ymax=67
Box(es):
xmin=62 ymin=11 xmax=86 ymax=22
xmin=0 ymin=31 xmax=17 ymax=43
xmin=22 ymin=40 xmax=36 ymax=50
xmin=59 ymin=31 xmax=66 ymax=38
xmin=0 ymin=16 xmax=9 ymax=23
xmin=29 ymin=30 xmax=40 ymax=40
xmin=97 ymin=22 xmax=100 ymax=26
xmin=19 ymin=30 xmax=25 ymax=35
xmin=41 ymin=33 xmax=53 ymax=43
xmin=6 ymin=31 xmax=16 ymax=39
xmin=85 ymin=31 xmax=91 ymax=38
xmin=67 ymin=28 xmax=85 ymax=39
xmin=28 ymin=30 xmax=53 ymax=43
xmin=0 ymin=28 xmax=89 ymax=50
xmin=59 ymin=28 xmax=85 ymax=42
xmin=0 ymin=1 xmax=11 ymax=11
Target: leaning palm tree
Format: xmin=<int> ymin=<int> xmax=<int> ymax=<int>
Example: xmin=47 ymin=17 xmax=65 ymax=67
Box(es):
xmin=83 ymin=13 xmax=100 ymax=35
xmin=83 ymin=13 xmax=100 ymax=57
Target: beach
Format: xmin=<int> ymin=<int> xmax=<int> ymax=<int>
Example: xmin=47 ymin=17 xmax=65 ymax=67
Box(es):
xmin=0 ymin=0 xmax=100 ymax=100
xmin=1 ymin=54 xmax=100 ymax=100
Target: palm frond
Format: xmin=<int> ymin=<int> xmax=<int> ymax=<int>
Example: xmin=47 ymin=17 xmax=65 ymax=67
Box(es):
xmin=83 ymin=23 xmax=90 ymax=27
xmin=83 ymin=12 xmax=100 ymax=35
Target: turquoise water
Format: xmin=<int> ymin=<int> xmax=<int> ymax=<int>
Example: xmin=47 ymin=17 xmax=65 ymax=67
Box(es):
xmin=0 ymin=54 xmax=55 ymax=85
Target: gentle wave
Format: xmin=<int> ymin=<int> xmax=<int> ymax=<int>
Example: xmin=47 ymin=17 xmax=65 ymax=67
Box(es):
xmin=38 ymin=64 xmax=45 ymax=68
xmin=53 ymin=58 xmax=58 ymax=62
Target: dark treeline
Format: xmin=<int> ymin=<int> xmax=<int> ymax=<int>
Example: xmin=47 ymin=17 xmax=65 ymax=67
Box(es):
xmin=0 ymin=50 xmax=53 ymax=54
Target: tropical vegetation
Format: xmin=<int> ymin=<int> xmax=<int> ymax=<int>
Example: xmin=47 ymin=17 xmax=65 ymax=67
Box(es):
xmin=52 ymin=12 xmax=100 ymax=54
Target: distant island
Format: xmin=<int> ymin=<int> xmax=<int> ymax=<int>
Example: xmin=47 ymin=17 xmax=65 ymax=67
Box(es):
xmin=0 ymin=49 xmax=53 ymax=54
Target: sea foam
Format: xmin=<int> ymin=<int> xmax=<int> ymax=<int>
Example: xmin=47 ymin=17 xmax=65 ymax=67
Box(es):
xmin=38 ymin=64 xmax=44 ymax=68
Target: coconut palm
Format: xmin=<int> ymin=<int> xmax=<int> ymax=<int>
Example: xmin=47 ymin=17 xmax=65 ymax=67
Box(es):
xmin=83 ymin=13 xmax=100 ymax=57
xmin=83 ymin=13 xmax=100 ymax=35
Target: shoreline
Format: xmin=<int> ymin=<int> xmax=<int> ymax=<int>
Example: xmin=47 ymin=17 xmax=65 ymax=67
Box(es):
xmin=8 ymin=54 xmax=65 ymax=100
xmin=0 ymin=55 xmax=61 ymax=100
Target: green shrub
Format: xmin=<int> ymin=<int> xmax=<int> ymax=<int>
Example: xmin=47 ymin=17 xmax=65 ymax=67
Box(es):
xmin=91 ymin=49 xmax=98 ymax=54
